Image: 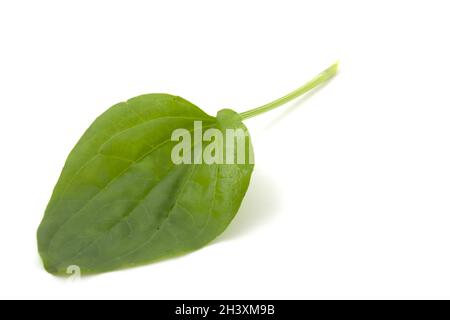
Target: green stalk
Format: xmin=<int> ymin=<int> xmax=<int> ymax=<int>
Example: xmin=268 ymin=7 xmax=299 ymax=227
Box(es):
xmin=239 ymin=62 xmax=339 ymax=120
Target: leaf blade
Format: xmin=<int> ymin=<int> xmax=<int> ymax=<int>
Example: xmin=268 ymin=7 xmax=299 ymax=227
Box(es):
xmin=38 ymin=94 xmax=253 ymax=275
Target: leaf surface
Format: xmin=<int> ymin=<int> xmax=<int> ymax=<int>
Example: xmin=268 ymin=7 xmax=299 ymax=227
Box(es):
xmin=37 ymin=94 xmax=254 ymax=275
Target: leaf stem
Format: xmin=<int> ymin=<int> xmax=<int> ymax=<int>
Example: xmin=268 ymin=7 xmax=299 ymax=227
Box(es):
xmin=239 ymin=62 xmax=339 ymax=120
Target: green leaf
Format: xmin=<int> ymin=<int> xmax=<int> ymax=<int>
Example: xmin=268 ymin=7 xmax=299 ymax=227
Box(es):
xmin=37 ymin=62 xmax=338 ymax=275
xmin=37 ymin=94 xmax=254 ymax=275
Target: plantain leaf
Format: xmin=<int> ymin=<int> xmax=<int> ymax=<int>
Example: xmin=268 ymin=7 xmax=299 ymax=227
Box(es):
xmin=38 ymin=94 xmax=254 ymax=275
xmin=37 ymin=63 xmax=338 ymax=275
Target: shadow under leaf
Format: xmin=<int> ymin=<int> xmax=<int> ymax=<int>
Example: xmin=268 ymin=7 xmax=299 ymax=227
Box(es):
xmin=216 ymin=170 xmax=279 ymax=242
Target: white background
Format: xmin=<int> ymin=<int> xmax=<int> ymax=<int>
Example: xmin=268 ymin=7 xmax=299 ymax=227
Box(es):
xmin=1 ymin=0 xmax=449 ymax=300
